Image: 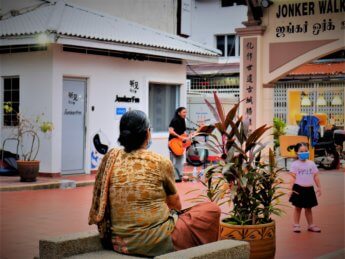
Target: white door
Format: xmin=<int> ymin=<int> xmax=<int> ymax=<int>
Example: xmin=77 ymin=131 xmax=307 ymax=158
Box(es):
xmin=61 ymin=78 xmax=86 ymax=174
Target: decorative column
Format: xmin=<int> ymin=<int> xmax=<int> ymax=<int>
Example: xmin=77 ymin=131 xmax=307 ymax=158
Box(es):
xmin=236 ymin=25 xmax=266 ymax=130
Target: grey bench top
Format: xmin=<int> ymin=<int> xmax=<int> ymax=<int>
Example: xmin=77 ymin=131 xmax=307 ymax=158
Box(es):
xmin=39 ymin=230 xmax=250 ymax=259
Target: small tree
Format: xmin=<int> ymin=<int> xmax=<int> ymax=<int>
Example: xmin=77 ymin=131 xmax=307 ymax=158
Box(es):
xmin=273 ymin=117 xmax=286 ymax=151
xmin=3 ymin=102 xmax=53 ymax=161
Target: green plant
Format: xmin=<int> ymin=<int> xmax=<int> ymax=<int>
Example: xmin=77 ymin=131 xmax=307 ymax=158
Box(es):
xmin=189 ymin=93 xmax=285 ymax=225
xmin=3 ymin=102 xmax=54 ymax=161
xmin=273 ymin=117 xmax=286 ymax=150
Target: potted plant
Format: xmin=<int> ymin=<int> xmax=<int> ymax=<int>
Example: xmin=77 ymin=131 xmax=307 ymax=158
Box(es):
xmin=2 ymin=102 xmax=53 ymax=182
xmin=190 ymin=93 xmax=285 ymax=259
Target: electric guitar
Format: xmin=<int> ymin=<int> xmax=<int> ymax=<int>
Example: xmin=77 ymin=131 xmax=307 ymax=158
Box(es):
xmin=169 ymin=133 xmax=192 ymax=156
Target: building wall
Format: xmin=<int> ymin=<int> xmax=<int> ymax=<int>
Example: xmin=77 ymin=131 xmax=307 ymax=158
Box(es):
xmin=0 ymin=48 xmax=54 ymax=172
xmin=51 ymin=44 xmax=186 ymax=174
xmin=1 ymin=44 xmax=187 ymax=174
xmin=189 ymin=0 xmax=247 ymax=63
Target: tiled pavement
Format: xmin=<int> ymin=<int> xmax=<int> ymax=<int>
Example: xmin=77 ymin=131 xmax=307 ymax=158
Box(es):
xmin=0 ymin=166 xmax=344 ymax=259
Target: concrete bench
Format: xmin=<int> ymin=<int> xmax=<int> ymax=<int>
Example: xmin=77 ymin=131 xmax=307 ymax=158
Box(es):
xmin=39 ymin=230 xmax=250 ymax=259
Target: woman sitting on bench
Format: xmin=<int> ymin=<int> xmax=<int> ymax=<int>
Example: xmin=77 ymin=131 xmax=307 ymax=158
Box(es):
xmin=89 ymin=110 xmax=220 ymax=257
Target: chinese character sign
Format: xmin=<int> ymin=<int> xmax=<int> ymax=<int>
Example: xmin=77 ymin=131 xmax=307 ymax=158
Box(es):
xmin=243 ymin=38 xmax=257 ymax=128
xmin=129 ymin=80 xmax=139 ymax=93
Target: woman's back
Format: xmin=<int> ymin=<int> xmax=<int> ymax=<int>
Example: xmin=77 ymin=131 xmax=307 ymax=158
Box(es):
xmin=109 ymin=148 xmax=176 ymax=255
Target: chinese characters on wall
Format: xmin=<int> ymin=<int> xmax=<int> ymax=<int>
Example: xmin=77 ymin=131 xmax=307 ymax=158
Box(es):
xmin=243 ymin=38 xmax=257 ymax=128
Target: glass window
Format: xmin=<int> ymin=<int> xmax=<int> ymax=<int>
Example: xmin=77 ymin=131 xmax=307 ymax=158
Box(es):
xmin=227 ymin=35 xmax=236 ymax=56
xmin=216 ymin=34 xmax=239 ymax=57
xmin=149 ymin=83 xmax=180 ymax=132
xmin=3 ymin=77 xmax=20 ymax=126
xmin=221 ymin=0 xmax=246 ymax=7
xmin=216 ymin=35 xmax=225 ymax=56
xmin=221 ymin=0 xmax=233 ymax=7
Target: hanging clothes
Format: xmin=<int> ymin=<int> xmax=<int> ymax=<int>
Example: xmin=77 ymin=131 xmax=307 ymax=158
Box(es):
xmin=298 ymin=115 xmax=320 ymax=147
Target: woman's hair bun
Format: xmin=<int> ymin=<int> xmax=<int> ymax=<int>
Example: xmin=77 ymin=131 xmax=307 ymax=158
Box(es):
xmin=121 ymin=130 xmax=132 ymax=137
xmin=117 ymin=110 xmax=150 ymax=152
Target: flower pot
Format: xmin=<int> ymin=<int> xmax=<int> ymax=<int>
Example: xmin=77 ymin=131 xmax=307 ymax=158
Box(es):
xmin=17 ymin=160 xmax=40 ymax=182
xmin=220 ymin=220 xmax=275 ymax=259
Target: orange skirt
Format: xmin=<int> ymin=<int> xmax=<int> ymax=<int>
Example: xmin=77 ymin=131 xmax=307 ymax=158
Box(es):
xmin=171 ymin=202 xmax=221 ymax=250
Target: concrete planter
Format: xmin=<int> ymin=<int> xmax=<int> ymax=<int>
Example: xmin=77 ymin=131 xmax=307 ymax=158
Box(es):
xmin=17 ymin=160 xmax=40 ymax=182
xmin=220 ymin=220 xmax=276 ymax=259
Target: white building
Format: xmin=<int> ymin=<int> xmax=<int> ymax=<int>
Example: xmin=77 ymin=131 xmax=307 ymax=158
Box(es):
xmin=186 ymin=0 xmax=247 ymax=95
xmin=0 ymin=0 xmax=220 ymax=176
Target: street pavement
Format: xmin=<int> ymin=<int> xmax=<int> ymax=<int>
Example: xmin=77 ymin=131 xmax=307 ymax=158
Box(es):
xmin=0 ymin=168 xmax=344 ymax=259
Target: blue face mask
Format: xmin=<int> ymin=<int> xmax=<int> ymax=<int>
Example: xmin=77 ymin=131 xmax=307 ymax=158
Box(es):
xmin=146 ymin=139 xmax=152 ymax=149
xmin=298 ymin=152 xmax=309 ymax=161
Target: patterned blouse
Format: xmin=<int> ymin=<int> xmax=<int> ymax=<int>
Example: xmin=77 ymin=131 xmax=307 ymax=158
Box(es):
xmin=108 ymin=148 xmax=177 ymax=256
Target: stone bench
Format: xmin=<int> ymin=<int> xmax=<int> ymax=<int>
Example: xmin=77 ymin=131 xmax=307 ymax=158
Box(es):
xmin=39 ymin=230 xmax=250 ymax=259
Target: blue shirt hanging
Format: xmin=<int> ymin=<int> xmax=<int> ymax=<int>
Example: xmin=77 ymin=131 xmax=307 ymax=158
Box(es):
xmin=298 ymin=115 xmax=320 ymax=147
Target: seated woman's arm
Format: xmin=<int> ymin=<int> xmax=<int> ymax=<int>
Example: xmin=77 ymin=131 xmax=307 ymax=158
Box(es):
xmin=166 ymin=193 xmax=182 ymax=211
xmin=162 ymin=159 xmax=181 ymax=211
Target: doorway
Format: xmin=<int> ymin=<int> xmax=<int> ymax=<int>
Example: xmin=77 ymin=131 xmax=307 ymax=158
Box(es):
xmin=61 ymin=78 xmax=87 ymax=174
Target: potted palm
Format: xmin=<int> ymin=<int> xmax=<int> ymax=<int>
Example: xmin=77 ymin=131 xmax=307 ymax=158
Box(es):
xmin=191 ymin=93 xmax=285 ymax=259
xmin=3 ymin=102 xmax=53 ymax=182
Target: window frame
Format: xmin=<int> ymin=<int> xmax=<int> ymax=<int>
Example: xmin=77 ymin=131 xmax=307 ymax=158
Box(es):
xmin=2 ymin=76 xmax=20 ymax=127
xmin=148 ymin=83 xmax=181 ymax=134
xmin=221 ymin=0 xmax=246 ymax=7
xmin=215 ymin=34 xmax=240 ymax=57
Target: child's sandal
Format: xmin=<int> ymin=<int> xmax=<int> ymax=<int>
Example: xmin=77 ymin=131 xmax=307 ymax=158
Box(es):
xmin=308 ymin=225 xmax=321 ymax=232
xmin=293 ymin=224 xmax=301 ymax=233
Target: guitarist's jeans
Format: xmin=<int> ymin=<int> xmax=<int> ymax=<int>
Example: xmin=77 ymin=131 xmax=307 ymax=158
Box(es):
xmin=170 ymin=151 xmax=184 ymax=177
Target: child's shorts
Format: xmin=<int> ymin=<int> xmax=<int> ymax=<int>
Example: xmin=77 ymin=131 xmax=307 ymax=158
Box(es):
xmin=289 ymin=184 xmax=318 ymax=208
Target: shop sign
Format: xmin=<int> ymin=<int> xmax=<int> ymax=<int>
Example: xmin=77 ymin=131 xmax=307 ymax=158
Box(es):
xmin=115 ymin=95 xmax=140 ymax=103
xmin=64 ymin=91 xmax=82 ymax=115
xmin=274 ymin=0 xmax=345 ymax=38
xmin=116 ymin=107 xmax=127 ymax=115
xmin=129 ymin=80 xmax=139 ymax=93
xmin=242 ymin=38 xmax=257 ymax=128
xmin=68 ymin=91 xmax=80 ymax=105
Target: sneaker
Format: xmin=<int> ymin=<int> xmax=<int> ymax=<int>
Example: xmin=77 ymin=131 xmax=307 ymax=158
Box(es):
xmin=308 ymin=225 xmax=321 ymax=232
xmin=293 ymin=224 xmax=301 ymax=233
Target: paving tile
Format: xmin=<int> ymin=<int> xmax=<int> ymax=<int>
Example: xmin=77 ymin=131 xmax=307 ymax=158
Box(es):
xmin=0 ymin=168 xmax=344 ymax=259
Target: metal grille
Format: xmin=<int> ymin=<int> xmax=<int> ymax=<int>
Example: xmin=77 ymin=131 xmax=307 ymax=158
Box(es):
xmin=274 ymin=81 xmax=345 ymax=126
xmin=187 ymin=77 xmax=240 ymax=98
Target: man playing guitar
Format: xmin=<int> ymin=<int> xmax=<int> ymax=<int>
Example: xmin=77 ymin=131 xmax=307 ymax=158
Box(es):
xmin=168 ymin=107 xmax=189 ymax=181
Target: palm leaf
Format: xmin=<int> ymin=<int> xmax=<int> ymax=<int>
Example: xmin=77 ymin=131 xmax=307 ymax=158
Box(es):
xmin=204 ymin=98 xmax=220 ymax=122
xmin=224 ymin=99 xmax=244 ymax=129
xmin=214 ymin=92 xmax=225 ymax=125
xmin=245 ymin=125 xmax=272 ymax=152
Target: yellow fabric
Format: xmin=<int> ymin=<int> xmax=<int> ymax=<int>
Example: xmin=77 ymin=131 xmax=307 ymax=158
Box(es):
xmin=109 ymin=149 xmax=177 ymax=256
xmin=88 ymin=148 xmax=119 ymax=235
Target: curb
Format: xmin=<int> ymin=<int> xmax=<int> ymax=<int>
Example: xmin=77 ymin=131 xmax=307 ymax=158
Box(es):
xmin=0 ymin=180 xmax=95 ymax=192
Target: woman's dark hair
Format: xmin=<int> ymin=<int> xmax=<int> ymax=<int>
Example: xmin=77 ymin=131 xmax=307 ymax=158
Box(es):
xmin=294 ymin=142 xmax=309 ymax=153
xmin=174 ymin=107 xmax=186 ymax=117
xmin=118 ymin=110 xmax=150 ymax=153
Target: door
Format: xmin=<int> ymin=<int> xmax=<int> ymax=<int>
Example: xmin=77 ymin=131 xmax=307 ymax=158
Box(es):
xmin=61 ymin=78 xmax=86 ymax=174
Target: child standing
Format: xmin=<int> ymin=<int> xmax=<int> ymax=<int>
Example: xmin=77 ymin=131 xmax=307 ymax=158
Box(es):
xmin=289 ymin=142 xmax=322 ymax=233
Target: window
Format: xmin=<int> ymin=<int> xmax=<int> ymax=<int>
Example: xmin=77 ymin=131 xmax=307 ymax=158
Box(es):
xmin=216 ymin=34 xmax=240 ymax=57
xmin=3 ymin=77 xmax=19 ymax=126
xmin=221 ymin=0 xmax=246 ymax=7
xmin=149 ymin=83 xmax=180 ymax=132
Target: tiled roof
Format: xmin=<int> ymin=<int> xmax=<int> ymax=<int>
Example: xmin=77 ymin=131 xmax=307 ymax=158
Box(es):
xmin=289 ymin=62 xmax=345 ymax=76
xmin=0 ymin=1 xmax=221 ymax=57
